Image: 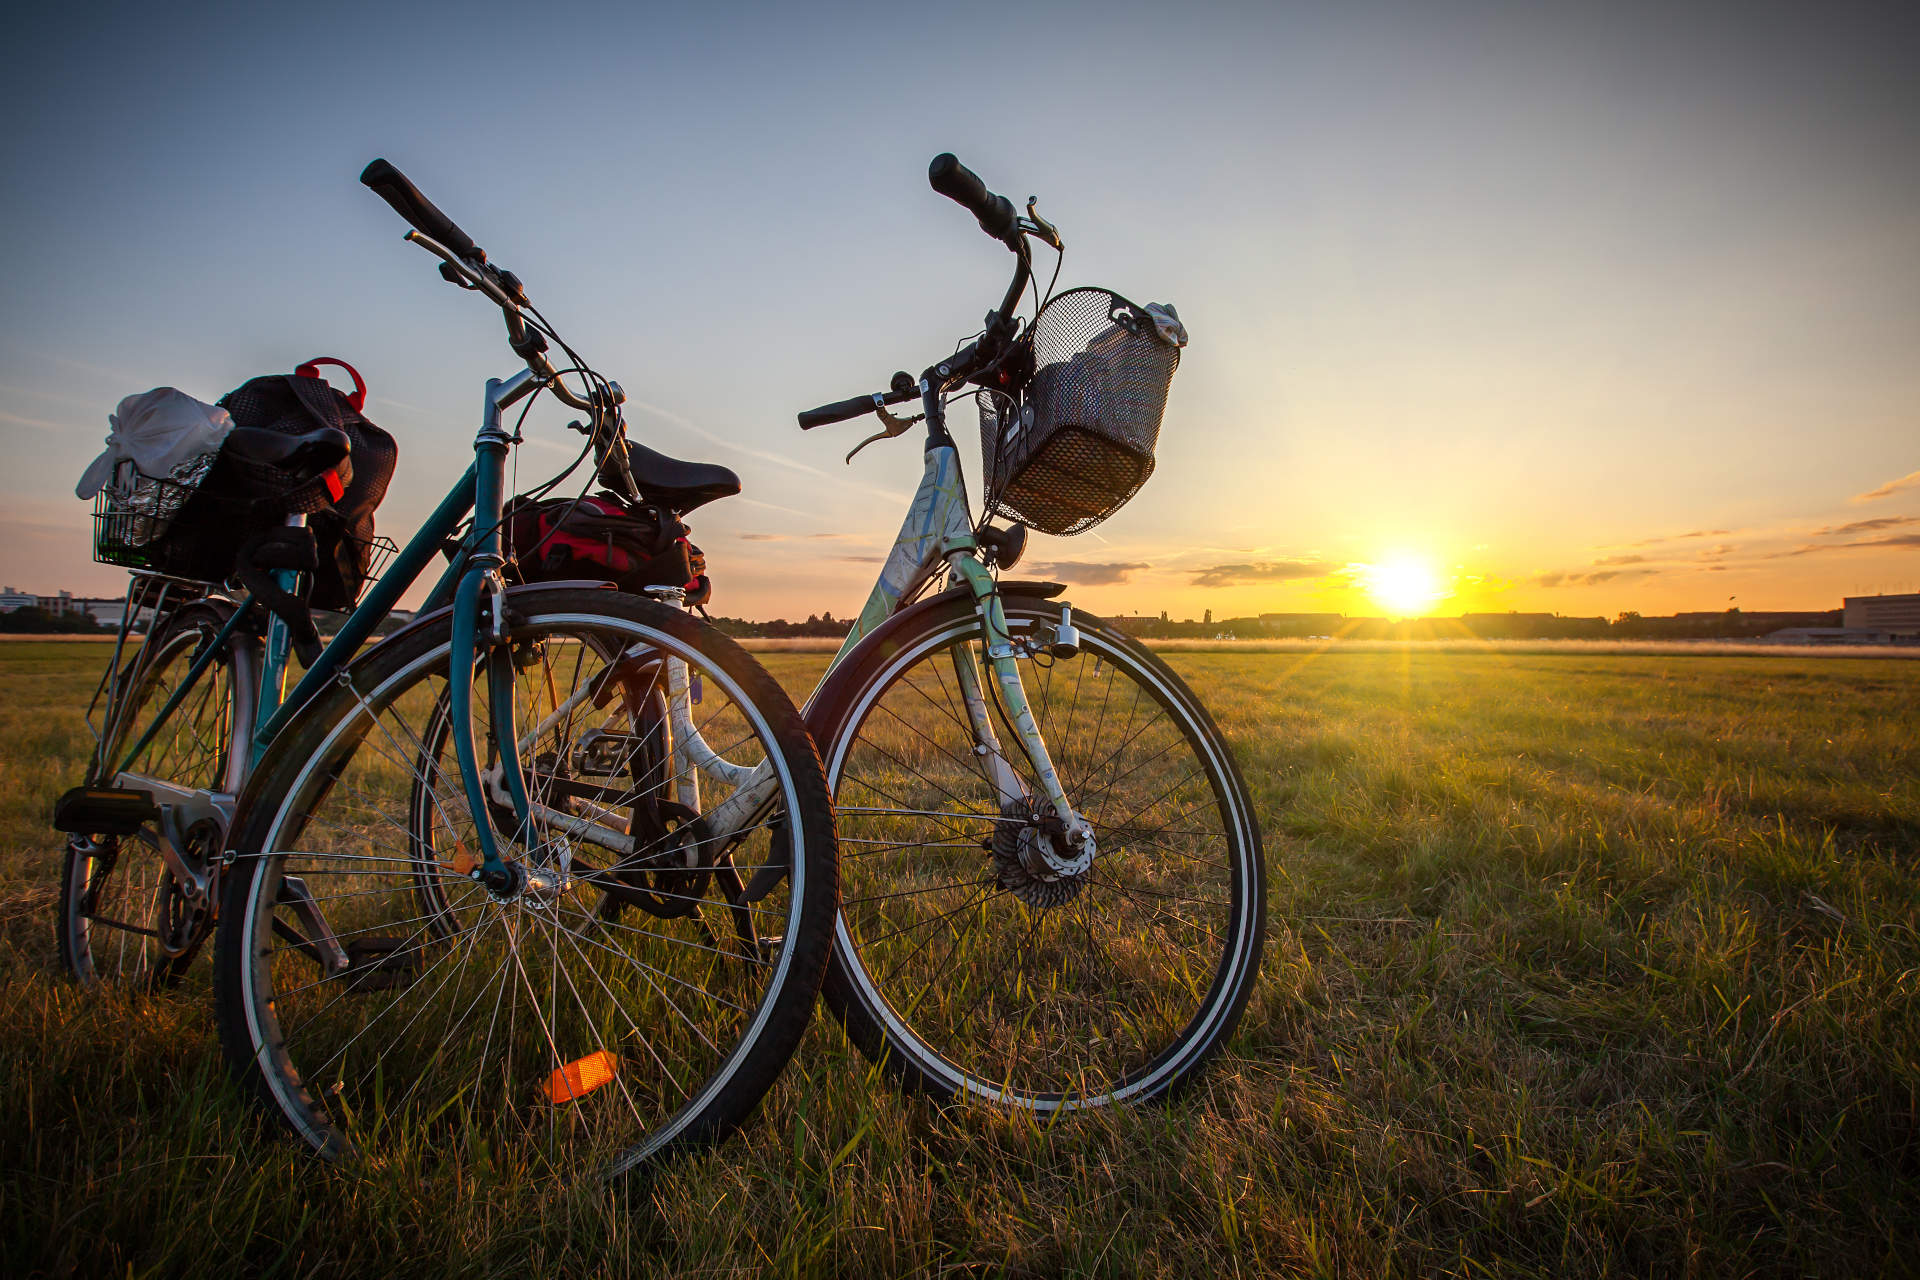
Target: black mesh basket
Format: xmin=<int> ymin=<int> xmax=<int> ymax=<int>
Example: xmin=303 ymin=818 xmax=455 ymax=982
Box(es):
xmin=93 ymin=467 xmax=242 ymax=581
xmin=95 ymin=467 xmax=397 ymax=605
xmin=978 ymin=287 xmax=1180 ymax=536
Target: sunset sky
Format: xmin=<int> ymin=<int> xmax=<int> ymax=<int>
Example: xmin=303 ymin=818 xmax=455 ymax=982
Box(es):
xmin=2 ymin=2 xmax=1915 ymax=622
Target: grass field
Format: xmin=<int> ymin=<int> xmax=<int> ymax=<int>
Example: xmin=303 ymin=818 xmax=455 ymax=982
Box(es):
xmin=2 ymin=640 xmax=1916 ymax=1277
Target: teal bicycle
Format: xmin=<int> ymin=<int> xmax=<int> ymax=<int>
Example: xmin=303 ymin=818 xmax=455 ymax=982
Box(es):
xmin=54 ymin=160 xmax=838 ymax=1177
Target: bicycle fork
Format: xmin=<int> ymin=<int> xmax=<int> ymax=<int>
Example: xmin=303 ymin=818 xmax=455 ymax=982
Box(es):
xmin=944 ymin=548 xmax=1096 ymax=877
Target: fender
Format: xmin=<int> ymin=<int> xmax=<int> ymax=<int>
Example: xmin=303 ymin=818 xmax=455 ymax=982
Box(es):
xmin=803 ymin=578 xmax=1074 ymax=722
xmin=346 ymin=578 xmax=616 ymax=655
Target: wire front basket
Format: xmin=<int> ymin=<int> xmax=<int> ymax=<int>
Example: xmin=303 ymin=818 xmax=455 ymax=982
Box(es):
xmin=978 ymin=287 xmax=1180 ymax=536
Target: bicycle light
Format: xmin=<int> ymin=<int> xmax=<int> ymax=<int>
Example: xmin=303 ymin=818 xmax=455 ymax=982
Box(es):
xmin=1051 ymin=605 xmax=1081 ymax=658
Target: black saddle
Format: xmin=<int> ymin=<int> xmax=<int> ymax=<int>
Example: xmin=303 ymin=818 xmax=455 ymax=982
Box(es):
xmin=223 ymin=425 xmax=351 ymax=475
xmin=625 ymin=441 xmax=740 ymax=514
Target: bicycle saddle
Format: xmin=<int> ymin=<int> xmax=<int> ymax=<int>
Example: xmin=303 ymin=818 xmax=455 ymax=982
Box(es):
xmin=625 ymin=441 xmax=740 ymax=514
xmin=223 ymin=425 xmax=351 ymax=475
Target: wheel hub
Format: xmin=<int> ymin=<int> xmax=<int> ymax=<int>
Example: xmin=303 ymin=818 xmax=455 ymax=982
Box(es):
xmin=992 ymin=799 xmax=1086 ymax=908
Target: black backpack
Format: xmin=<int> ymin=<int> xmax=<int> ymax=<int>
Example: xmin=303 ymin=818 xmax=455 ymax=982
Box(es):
xmin=212 ymin=359 xmax=398 ymax=611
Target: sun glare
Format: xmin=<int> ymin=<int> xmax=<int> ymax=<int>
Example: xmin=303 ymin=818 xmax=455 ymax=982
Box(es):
xmin=1363 ymin=556 xmax=1445 ymax=617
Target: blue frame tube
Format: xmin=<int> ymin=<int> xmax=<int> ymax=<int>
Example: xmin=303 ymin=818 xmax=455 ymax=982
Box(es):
xmin=251 ymin=464 xmax=477 ymax=756
xmin=114 ymin=596 xmax=255 ymax=776
xmin=445 ymin=379 xmax=526 ymax=883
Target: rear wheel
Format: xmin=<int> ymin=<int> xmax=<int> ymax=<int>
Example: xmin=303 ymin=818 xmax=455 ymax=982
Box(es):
xmin=809 ymin=594 xmax=1264 ymax=1110
xmin=58 ymin=600 xmax=252 ymax=987
xmin=213 ymin=588 xmax=837 ymax=1178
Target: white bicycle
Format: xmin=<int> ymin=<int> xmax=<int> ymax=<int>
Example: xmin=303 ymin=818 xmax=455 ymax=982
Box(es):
xmin=773 ymin=154 xmax=1267 ymax=1111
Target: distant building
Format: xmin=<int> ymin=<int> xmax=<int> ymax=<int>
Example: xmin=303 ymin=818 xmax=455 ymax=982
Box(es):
xmin=36 ymin=591 xmax=125 ymax=626
xmin=0 ymin=588 xmax=126 ymax=626
xmin=1844 ymin=593 xmax=1920 ymax=636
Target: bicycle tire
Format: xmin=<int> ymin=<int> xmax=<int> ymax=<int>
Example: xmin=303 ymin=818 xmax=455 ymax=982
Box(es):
xmin=58 ymin=598 xmax=252 ymax=987
xmin=807 ymin=592 xmax=1264 ymax=1110
xmin=212 ymin=586 xmax=837 ymax=1178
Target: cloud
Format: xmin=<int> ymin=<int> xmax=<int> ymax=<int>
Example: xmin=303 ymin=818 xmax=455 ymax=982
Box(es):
xmin=0 ymin=409 xmax=68 ymax=432
xmin=1189 ymin=559 xmax=1332 ymax=588
xmin=1773 ymin=532 xmax=1920 ymax=557
xmin=738 ymin=533 xmax=787 ymax=541
xmin=1592 ymin=553 xmax=1646 ymax=566
xmin=1813 ymin=515 xmax=1919 ymax=537
xmin=1536 ymin=566 xmax=1663 ymax=587
xmin=835 ymin=555 xmax=885 ymax=564
xmin=1033 ymin=560 xmax=1151 ymax=586
xmin=1625 ymin=528 xmax=1732 ymax=547
xmin=1699 ymin=543 xmax=1736 ymax=559
xmin=1851 ymin=470 xmax=1920 ymax=504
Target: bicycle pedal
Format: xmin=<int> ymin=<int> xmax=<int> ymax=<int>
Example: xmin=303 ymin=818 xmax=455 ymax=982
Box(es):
xmin=339 ymin=935 xmax=420 ymax=992
xmin=52 ymin=786 xmax=160 ymax=836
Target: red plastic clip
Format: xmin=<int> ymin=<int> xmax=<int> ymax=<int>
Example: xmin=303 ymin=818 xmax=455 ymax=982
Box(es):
xmin=295 ymin=357 xmax=368 ymax=413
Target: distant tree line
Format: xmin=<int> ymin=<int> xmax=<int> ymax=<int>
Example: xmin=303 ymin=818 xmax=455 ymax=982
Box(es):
xmin=1108 ymin=608 xmax=1845 ymax=641
xmin=706 ymin=612 xmax=854 ymax=639
xmin=0 ymin=607 xmax=108 ymax=634
xmin=632 ymin=607 xmax=1853 ymax=643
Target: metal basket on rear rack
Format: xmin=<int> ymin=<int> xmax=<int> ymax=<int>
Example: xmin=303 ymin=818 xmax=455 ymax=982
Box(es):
xmin=93 ymin=465 xmax=234 ymax=581
xmin=94 ymin=466 xmax=398 ymax=606
xmin=977 ymin=287 xmax=1182 ymax=537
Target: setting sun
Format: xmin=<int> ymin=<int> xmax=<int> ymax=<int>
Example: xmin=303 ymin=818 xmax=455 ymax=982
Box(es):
xmin=1362 ymin=556 xmax=1446 ymax=617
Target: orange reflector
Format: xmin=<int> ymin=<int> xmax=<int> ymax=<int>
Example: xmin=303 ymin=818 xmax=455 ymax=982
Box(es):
xmin=544 ymin=1051 xmax=618 ymax=1105
xmin=450 ymin=840 xmax=474 ymax=877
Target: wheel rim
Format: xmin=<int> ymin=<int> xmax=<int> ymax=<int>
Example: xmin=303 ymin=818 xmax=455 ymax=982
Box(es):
xmin=234 ymin=611 xmax=809 ymax=1175
xmin=825 ymin=607 xmax=1260 ymax=1108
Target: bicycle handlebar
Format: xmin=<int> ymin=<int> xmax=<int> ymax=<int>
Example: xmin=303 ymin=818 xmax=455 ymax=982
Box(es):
xmin=929 ymin=153 xmax=1019 ymax=245
xmin=362 ymin=158 xmax=602 ymax=416
xmin=798 ymin=386 xmax=917 ymax=430
xmin=798 ymin=154 xmax=1041 ymax=433
xmin=360 ymin=159 xmax=481 ymax=262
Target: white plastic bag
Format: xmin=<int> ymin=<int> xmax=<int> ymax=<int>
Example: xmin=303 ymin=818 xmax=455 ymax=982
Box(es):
xmin=76 ymin=387 xmax=232 ymax=500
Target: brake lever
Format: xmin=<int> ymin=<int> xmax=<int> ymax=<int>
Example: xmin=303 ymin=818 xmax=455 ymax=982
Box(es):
xmin=438 ymin=262 xmax=480 ymax=290
xmin=845 ymin=403 xmax=924 ymax=463
xmin=1024 ymin=197 xmax=1063 ymax=250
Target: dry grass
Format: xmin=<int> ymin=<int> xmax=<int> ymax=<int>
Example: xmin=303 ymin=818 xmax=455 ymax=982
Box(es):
xmin=2 ymin=641 xmax=1916 ymax=1277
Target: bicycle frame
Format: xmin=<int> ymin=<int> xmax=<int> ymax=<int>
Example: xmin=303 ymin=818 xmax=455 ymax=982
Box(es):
xmin=100 ymin=368 xmax=557 ymax=889
xmin=671 ymin=389 xmax=1098 ymax=871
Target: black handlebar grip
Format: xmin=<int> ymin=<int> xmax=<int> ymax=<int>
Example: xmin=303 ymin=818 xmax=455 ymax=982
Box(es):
xmin=928 ymin=153 xmax=1019 ymax=243
xmin=798 ymin=395 xmax=879 ymax=430
xmin=359 ymin=158 xmax=480 ymax=261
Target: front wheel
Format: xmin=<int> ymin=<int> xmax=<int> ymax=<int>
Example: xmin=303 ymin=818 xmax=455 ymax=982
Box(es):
xmin=212 ymin=588 xmax=837 ymax=1179
xmin=808 ymin=594 xmax=1265 ymax=1111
